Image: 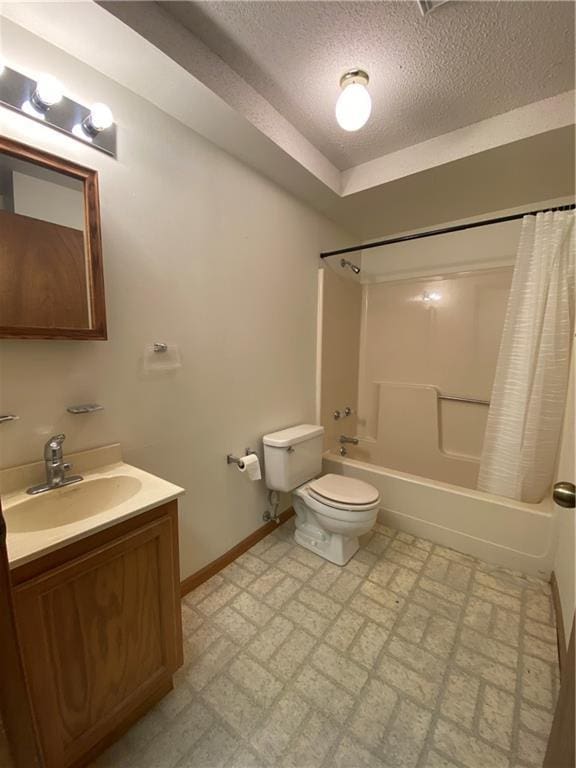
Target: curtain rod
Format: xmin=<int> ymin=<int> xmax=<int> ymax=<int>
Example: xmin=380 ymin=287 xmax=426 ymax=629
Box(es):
xmin=320 ymin=202 xmax=576 ymax=259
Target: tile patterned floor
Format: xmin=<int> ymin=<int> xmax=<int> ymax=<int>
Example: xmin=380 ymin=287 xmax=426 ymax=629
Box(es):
xmin=93 ymin=519 xmax=560 ymax=768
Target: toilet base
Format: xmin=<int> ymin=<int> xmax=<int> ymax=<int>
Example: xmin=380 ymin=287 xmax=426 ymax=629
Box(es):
xmin=294 ymin=525 xmax=359 ymax=566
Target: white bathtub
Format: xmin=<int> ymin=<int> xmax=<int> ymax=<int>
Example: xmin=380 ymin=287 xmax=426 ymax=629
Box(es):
xmin=323 ymin=452 xmax=557 ymax=578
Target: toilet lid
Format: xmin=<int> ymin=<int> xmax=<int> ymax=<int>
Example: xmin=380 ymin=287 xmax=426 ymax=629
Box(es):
xmin=308 ymin=474 xmax=380 ymax=506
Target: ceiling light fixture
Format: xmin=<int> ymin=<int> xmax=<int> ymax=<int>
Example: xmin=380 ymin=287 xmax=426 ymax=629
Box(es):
xmin=417 ymin=1 xmax=450 ymax=16
xmin=421 ymin=290 xmax=442 ymax=306
xmin=335 ymin=69 xmax=372 ymax=132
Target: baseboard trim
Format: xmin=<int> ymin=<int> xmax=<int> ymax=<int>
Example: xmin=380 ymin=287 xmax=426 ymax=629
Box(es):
xmin=551 ymin=571 xmax=567 ymax=675
xmin=180 ymin=508 xmax=294 ymax=597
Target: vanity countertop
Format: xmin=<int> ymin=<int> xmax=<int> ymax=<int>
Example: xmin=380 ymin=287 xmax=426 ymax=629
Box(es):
xmin=1 ymin=444 xmax=185 ymax=569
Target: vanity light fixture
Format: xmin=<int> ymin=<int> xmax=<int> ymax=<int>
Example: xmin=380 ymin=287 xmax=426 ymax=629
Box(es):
xmin=82 ymin=102 xmax=114 ymax=136
xmin=73 ymin=102 xmax=114 ymax=143
xmin=21 ymin=100 xmax=46 ymax=120
xmin=0 ymin=64 xmax=117 ymax=157
xmin=335 ymin=69 xmax=372 ymax=132
xmin=31 ymin=74 xmax=63 ymax=111
xmin=22 ymin=74 xmax=64 ymax=120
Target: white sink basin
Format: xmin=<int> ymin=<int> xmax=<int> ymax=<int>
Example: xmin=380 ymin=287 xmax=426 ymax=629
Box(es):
xmin=5 ymin=475 xmax=143 ymax=533
xmin=1 ymin=446 xmax=185 ymax=568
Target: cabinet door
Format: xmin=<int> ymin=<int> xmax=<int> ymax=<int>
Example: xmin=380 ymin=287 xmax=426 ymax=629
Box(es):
xmin=13 ymin=514 xmax=179 ymax=768
xmin=0 ymin=506 xmax=42 ymax=768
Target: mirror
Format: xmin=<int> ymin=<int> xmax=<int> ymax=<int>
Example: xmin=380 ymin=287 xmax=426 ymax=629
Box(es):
xmin=0 ymin=137 xmax=106 ymax=339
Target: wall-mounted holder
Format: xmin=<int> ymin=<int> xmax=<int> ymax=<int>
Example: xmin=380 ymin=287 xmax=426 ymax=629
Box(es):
xmin=66 ymin=404 xmax=104 ymax=414
xmin=143 ymin=342 xmax=181 ymax=372
xmin=0 ymin=66 xmax=117 ymax=157
xmin=0 ymin=414 xmax=19 ymax=424
xmin=227 ymin=449 xmax=255 ymax=470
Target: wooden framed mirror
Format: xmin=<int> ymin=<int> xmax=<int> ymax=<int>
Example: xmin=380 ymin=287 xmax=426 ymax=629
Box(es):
xmin=0 ymin=136 xmax=107 ymax=340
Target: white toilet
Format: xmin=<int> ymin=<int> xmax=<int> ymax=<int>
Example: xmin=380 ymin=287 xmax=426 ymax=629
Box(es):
xmin=263 ymin=424 xmax=381 ymax=565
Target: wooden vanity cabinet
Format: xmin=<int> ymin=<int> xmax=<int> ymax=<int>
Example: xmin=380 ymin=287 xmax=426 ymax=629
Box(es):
xmin=10 ymin=501 xmax=183 ymax=768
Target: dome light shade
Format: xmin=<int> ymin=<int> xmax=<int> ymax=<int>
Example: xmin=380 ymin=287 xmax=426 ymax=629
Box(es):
xmin=33 ymin=74 xmax=63 ymax=108
xmin=335 ymin=70 xmax=372 ymax=132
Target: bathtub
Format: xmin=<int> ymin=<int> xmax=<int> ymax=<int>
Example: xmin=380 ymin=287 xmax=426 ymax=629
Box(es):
xmin=323 ymin=451 xmax=557 ymax=578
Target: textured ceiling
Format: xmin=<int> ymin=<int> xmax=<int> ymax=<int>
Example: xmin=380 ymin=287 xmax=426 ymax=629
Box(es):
xmin=162 ymin=0 xmax=575 ymax=170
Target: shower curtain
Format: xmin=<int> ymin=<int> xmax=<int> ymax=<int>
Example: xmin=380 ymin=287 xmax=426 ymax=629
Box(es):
xmin=477 ymin=210 xmax=575 ymax=503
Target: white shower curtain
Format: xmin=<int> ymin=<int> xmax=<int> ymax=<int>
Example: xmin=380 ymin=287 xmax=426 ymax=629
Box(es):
xmin=477 ymin=210 xmax=575 ymax=503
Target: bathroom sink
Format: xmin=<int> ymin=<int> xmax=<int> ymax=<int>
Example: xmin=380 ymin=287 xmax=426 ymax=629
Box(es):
xmin=2 ymin=445 xmax=185 ymax=568
xmin=4 ymin=475 xmax=143 ymax=533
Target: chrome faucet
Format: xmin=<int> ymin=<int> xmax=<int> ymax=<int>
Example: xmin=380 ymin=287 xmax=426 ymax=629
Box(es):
xmin=27 ymin=434 xmax=83 ymax=495
xmin=339 ymin=435 xmax=359 ymax=445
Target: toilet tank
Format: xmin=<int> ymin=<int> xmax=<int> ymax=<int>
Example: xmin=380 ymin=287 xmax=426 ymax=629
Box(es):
xmin=263 ymin=424 xmax=325 ymax=492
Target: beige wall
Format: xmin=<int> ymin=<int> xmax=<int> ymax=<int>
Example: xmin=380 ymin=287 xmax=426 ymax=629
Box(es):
xmin=318 ymin=267 xmax=362 ymax=451
xmin=0 ymin=21 xmax=351 ymax=579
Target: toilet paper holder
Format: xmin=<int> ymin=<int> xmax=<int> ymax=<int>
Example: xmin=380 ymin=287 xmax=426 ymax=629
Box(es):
xmin=227 ymin=448 xmax=255 ymax=470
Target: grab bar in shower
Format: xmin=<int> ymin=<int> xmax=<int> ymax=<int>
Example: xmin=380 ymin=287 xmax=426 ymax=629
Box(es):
xmin=438 ymin=394 xmax=490 ymax=406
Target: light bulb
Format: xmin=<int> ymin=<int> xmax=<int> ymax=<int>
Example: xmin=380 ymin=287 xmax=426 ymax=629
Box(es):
xmin=335 ymin=71 xmax=372 ymax=132
xmin=21 ymin=100 xmax=45 ymax=120
xmin=72 ymin=123 xmax=93 ymax=143
xmin=86 ymin=102 xmax=113 ymax=132
xmin=33 ymin=74 xmax=63 ymax=108
xmin=422 ymin=290 xmax=442 ymax=305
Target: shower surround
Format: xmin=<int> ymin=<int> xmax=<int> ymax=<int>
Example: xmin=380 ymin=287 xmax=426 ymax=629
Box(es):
xmin=321 ymin=266 xmax=513 ymax=490
xmin=318 ymin=263 xmax=556 ymax=577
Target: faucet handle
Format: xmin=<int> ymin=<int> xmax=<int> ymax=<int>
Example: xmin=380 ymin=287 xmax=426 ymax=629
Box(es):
xmin=47 ymin=433 xmax=65 ymax=444
xmin=44 ymin=433 xmax=66 ymax=460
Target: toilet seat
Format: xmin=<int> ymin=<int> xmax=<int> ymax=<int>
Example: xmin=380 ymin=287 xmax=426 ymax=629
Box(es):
xmin=308 ymin=474 xmax=380 ymax=510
